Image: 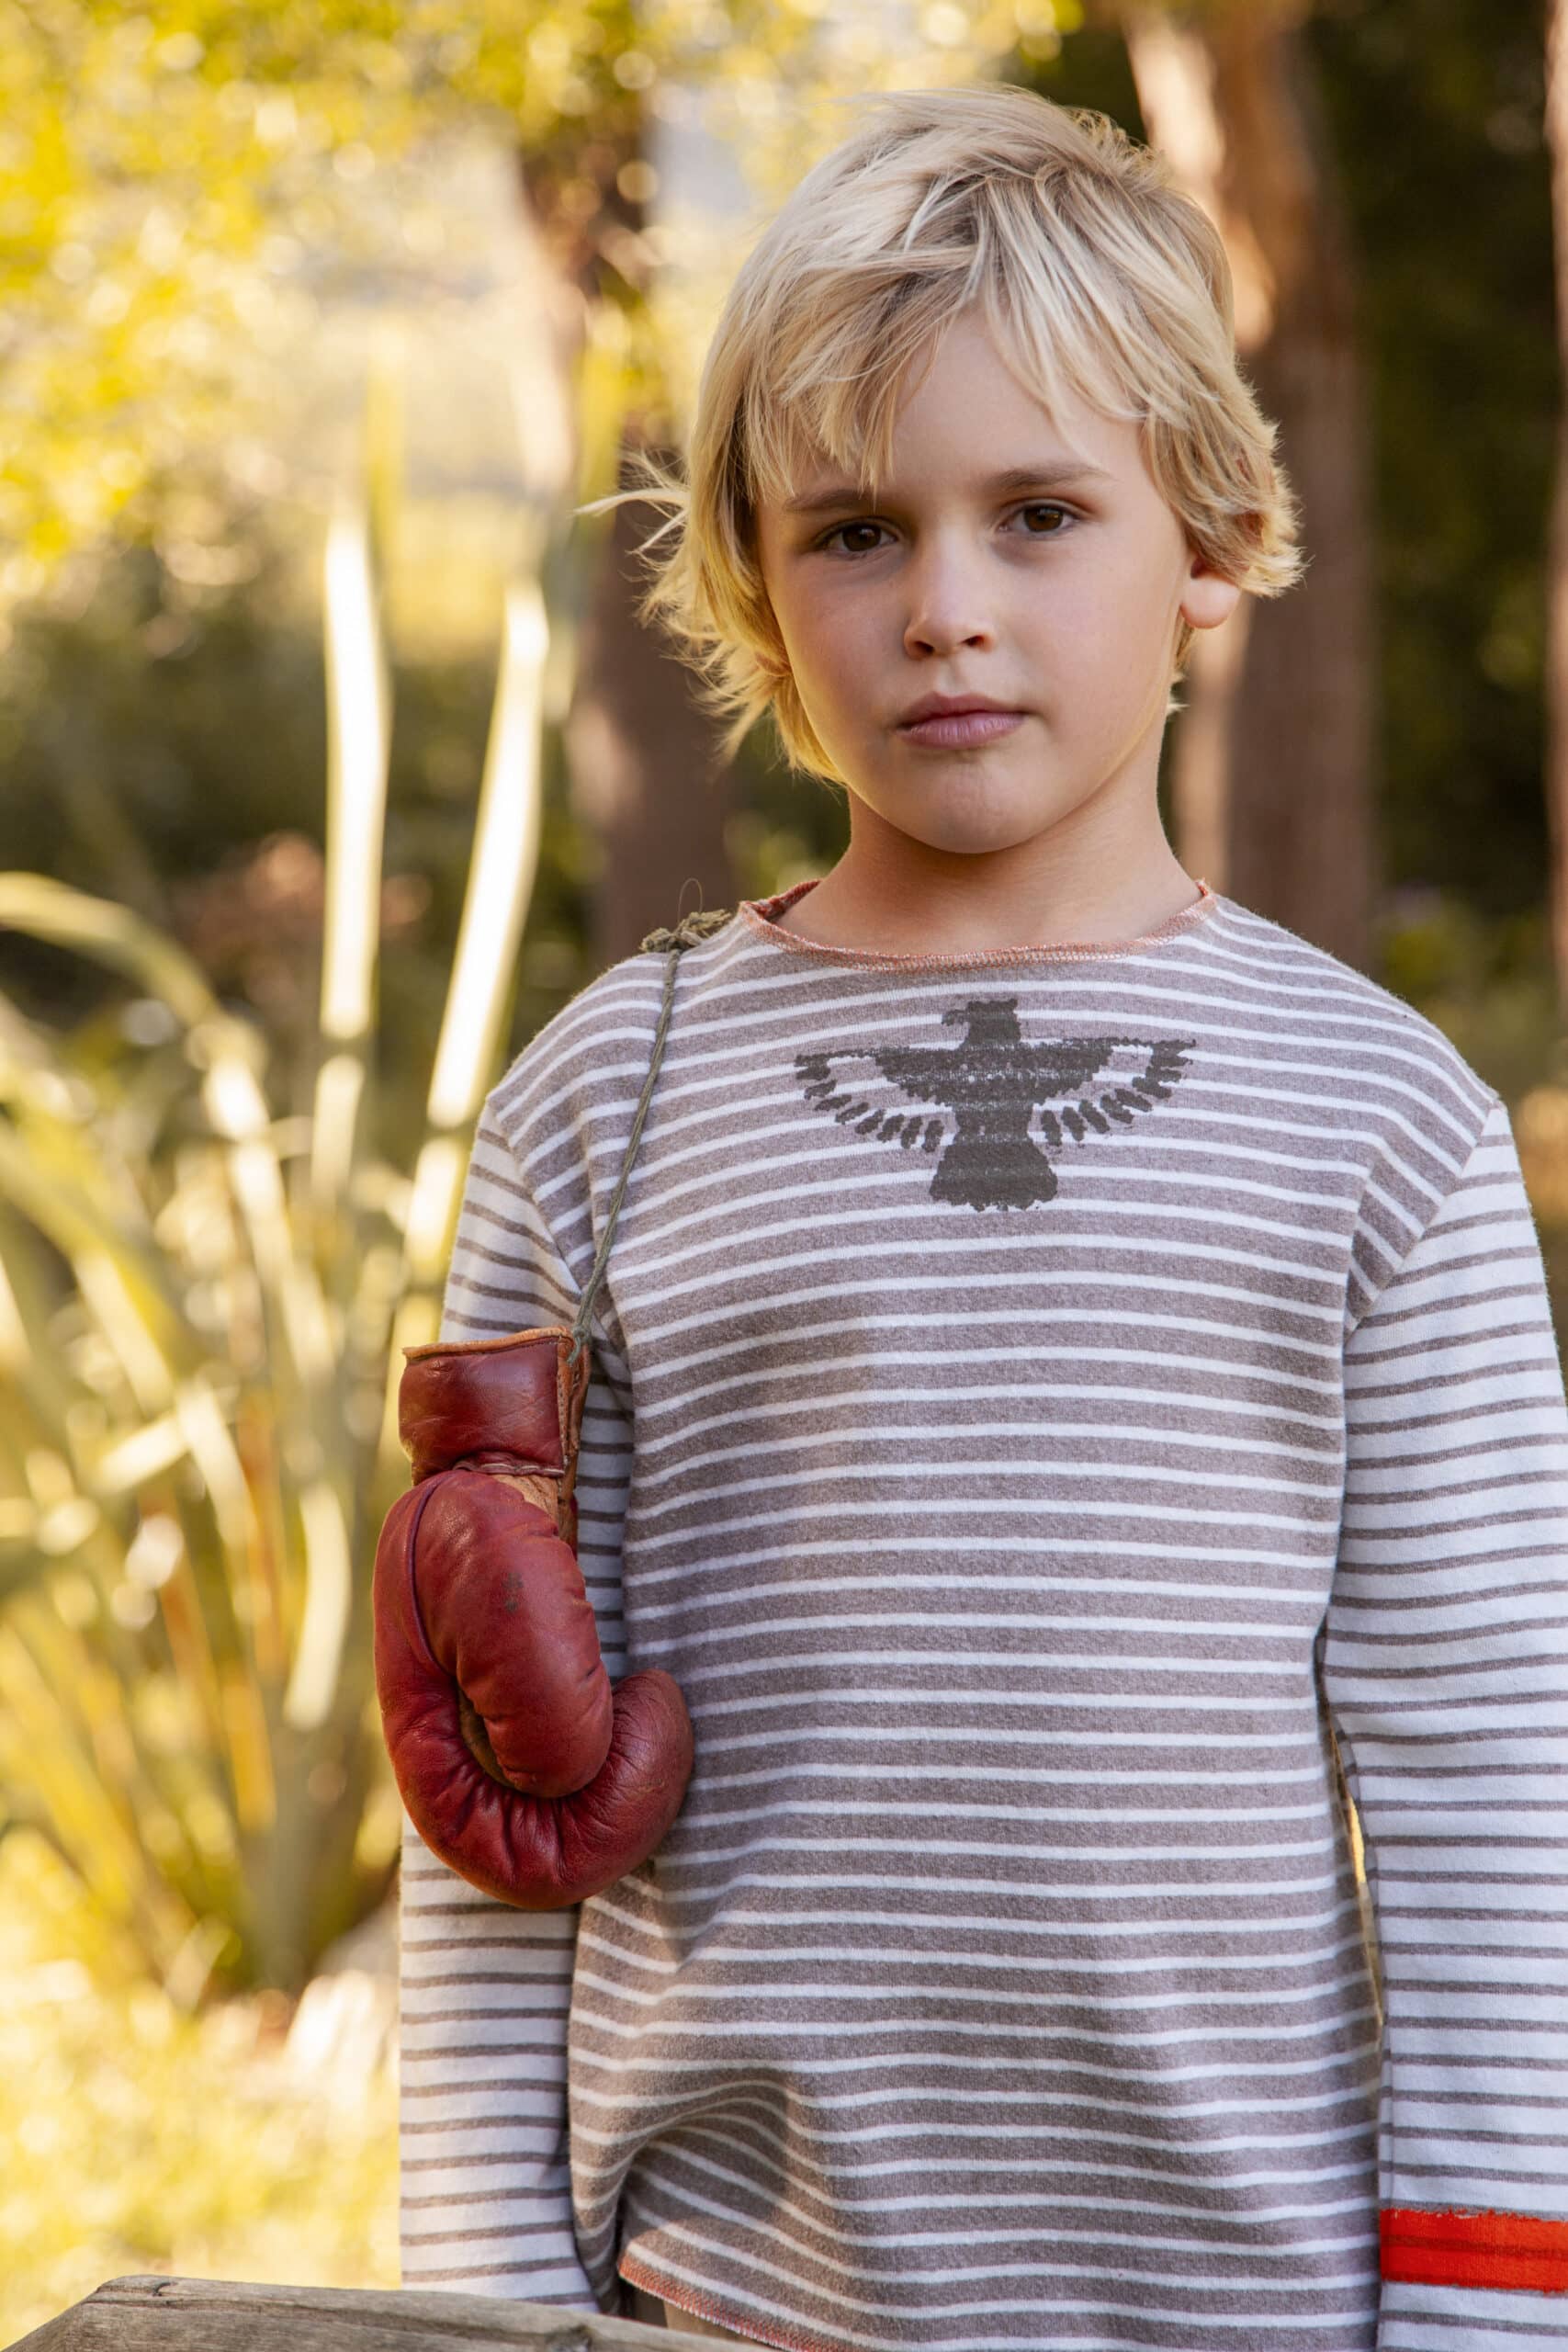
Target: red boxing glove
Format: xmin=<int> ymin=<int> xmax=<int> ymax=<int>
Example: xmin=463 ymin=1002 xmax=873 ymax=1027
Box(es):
xmin=372 ymin=1328 xmax=694 ymax=1907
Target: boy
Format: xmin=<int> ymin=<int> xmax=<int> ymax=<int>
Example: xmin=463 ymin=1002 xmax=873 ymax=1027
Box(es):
xmin=396 ymin=85 xmax=1568 ymax=2351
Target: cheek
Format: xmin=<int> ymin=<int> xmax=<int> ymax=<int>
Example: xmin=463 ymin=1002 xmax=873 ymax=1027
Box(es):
xmin=1034 ymin=551 xmax=1180 ymax=678
xmin=780 ymin=588 xmax=870 ymax=705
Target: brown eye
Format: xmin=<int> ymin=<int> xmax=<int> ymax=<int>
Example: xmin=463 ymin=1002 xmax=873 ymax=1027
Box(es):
xmin=820 ymin=522 xmax=888 ymax=556
xmin=1019 ymin=503 xmax=1072 ymax=536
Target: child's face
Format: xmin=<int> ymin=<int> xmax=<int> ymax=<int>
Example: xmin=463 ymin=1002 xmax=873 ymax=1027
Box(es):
xmin=753 ymin=310 xmax=1239 ymax=861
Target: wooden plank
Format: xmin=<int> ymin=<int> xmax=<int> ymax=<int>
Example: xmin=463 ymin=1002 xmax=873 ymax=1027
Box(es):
xmin=6 ymin=2276 xmax=723 ymax=2352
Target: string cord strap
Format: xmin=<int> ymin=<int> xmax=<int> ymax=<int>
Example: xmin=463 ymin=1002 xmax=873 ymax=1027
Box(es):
xmin=566 ymin=908 xmax=733 ymax=1369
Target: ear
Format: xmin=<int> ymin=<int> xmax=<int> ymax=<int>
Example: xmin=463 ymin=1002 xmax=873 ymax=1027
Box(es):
xmin=1179 ymin=549 xmax=1243 ymax=634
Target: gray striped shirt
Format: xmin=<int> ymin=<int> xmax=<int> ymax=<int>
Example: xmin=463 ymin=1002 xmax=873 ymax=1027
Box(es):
xmin=398 ymin=885 xmax=1568 ymax=2351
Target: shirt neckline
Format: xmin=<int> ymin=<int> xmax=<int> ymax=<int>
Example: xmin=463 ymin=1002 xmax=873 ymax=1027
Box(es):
xmin=735 ymin=876 xmax=1219 ymax=972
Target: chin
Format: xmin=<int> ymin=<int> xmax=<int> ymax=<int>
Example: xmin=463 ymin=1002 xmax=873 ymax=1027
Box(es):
xmin=899 ymin=797 xmax=1062 ymax=859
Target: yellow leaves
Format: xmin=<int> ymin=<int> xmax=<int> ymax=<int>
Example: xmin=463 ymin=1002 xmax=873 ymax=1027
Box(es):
xmin=351 ymin=1773 xmax=402 ymax=1872
xmin=0 ymin=435 xmax=562 ymax=1984
xmin=0 ymin=874 xmax=219 ymax=1026
xmin=38 ymin=1499 xmax=101 ymax=1558
xmin=218 ymin=1658 xmax=275 ymax=1833
xmin=279 ymin=1477 xmax=352 ymax=1733
xmin=0 ymin=1829 xmax=396 ymax=2342
xmin=528 ymin=19 xmax=580 ymax=77
xmin=613 ymin=46 xmax=658 ymax=90
xmin=0 ymin=1602 xmax=195 ymax=1955
xmin=0 ymin=0 xmax=1090 ymax=595
xmin=153 ymin=32 xmax=206 ymax=76
xmin=0 ymin=882 xmax=413 ymax=1985
xmin=921 ymin=3 xmax=977 ymax=48
xmin=1516 ymin=1083 xmax=1568 ymax=1227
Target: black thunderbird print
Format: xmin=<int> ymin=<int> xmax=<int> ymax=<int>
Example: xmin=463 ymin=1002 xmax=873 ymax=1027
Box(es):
xmin=795 ymin=999 xmax=1192 ymax=1210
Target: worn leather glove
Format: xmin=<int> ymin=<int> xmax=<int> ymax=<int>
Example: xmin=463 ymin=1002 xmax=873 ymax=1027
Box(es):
xmin=372 ymin=1328 xmax=694 ymax=1907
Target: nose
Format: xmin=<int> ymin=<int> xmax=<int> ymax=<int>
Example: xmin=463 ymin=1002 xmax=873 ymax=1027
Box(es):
xmin=901 ymin=541 xmax=997 ymax=659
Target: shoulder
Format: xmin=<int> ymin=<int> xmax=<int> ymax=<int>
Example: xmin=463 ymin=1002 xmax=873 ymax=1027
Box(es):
xmin=1203 ymin=899 xmax=1504 ymax=1307
xmin=481 ymin=950 xmax=663 ymax=1169
xmin=482 ymin=913 xmax=744 ymax=1164
xmin=1203 ymin=895 xmax=1497 ymax=1141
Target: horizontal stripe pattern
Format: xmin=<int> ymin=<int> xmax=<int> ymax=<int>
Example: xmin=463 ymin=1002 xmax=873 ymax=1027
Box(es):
xmin=398 ymin=889 xmax=1568 ymax=2351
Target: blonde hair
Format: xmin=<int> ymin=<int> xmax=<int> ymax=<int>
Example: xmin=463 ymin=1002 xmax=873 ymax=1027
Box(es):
xmin=583 ymin=84 xmax=1303 ymax=783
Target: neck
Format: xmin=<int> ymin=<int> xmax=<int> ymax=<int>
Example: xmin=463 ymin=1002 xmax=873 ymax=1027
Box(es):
xmin=777 ymin=774 xmax=1200 ymax=957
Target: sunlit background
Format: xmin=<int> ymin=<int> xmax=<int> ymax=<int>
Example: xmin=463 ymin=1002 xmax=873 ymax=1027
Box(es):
xmin=1 ymin=0 xmax=1563 ymax=2334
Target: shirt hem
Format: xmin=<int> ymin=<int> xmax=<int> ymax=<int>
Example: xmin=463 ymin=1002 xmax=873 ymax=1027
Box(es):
xmin=618 ymin=2250 xmax=843 ymax=2352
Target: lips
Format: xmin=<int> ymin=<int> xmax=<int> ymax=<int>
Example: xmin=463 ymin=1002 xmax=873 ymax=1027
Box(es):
xmin=898 ymin=694 xmax=1020 ymax=724
xmin=897 ymin=703 xmax=1026 ymax=749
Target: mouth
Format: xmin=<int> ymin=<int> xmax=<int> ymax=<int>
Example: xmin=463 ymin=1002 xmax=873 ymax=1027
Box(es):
xmin=897 ymin=707 xmax=1027 ymax=750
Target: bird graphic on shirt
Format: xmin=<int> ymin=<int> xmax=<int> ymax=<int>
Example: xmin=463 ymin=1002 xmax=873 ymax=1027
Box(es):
xmin=795 ymin=999 xmax=1192 ymax=1209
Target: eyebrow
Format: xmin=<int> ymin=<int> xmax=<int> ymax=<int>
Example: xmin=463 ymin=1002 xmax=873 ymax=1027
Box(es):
xmin=781 ymin=462 xmax=1115 ymax=515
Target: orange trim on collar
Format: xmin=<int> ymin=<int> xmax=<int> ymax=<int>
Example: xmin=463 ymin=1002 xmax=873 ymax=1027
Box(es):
xmin=737 ymin=876 xmax=1218 ymax=972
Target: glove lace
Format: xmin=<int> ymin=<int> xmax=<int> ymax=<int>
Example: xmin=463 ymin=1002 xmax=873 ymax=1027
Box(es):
xmin=567 ymin=909 xmax=734 ymax=1368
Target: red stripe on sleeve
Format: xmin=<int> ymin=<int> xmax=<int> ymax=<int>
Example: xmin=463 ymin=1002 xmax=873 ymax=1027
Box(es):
xmin=1382 ymin=2207 xmax=1568 ymax=2294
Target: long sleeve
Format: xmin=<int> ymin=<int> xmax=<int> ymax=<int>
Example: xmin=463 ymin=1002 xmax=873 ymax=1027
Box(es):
xmin=1323 ymin=1097 xmax=1568 ymax=2346
xmin=396 ymin=1105 xmax=633 ymax=2303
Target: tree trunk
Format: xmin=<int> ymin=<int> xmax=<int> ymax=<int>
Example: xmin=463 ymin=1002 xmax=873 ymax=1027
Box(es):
xmin=1124 ymin=4 xmax=1377 ymax=968
xmin=518 ymin=98 xmax=739 ymax=971
xmin=563 ymin=439 xmax=737 ymax=966
xmin=1544 ymin=0 xmax=1568 ymax=1011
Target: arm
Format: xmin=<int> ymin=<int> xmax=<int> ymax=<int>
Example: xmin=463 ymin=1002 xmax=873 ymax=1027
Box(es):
xmin=1323 ymin=1097 xmax=1568 ymax=2347
xmin=396 ymin=1107 xmax=633 ymax=2303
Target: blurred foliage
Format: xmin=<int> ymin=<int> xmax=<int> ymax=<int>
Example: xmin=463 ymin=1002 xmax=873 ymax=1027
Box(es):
xmin=0 ymin=1827 xmax=396 ymax=2339
xmin=1308 ymin=0 xmax=1556 ymax=923
xmin=1 ymin=0 xmax=652 ymax=583
xmin=0 ymin=537 xmax=599 ymax=1099
xmin=7 ymin=0 xmax=1557 ymax=923
xmin=1380 ymin=888 xmax=1568 ymax=1350
xmin=0 ymin=0 xmax=1081 ymax=599
xmin=0 ymin=871 xmax=410 ymax=1996
xmin=0 ymin=345 xmax=575 ymax=1993
xmin=1380 ymin=892 xmax=1561 ymax=1106
xmin=0 ymin=483 xmax=852 ymax=1085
